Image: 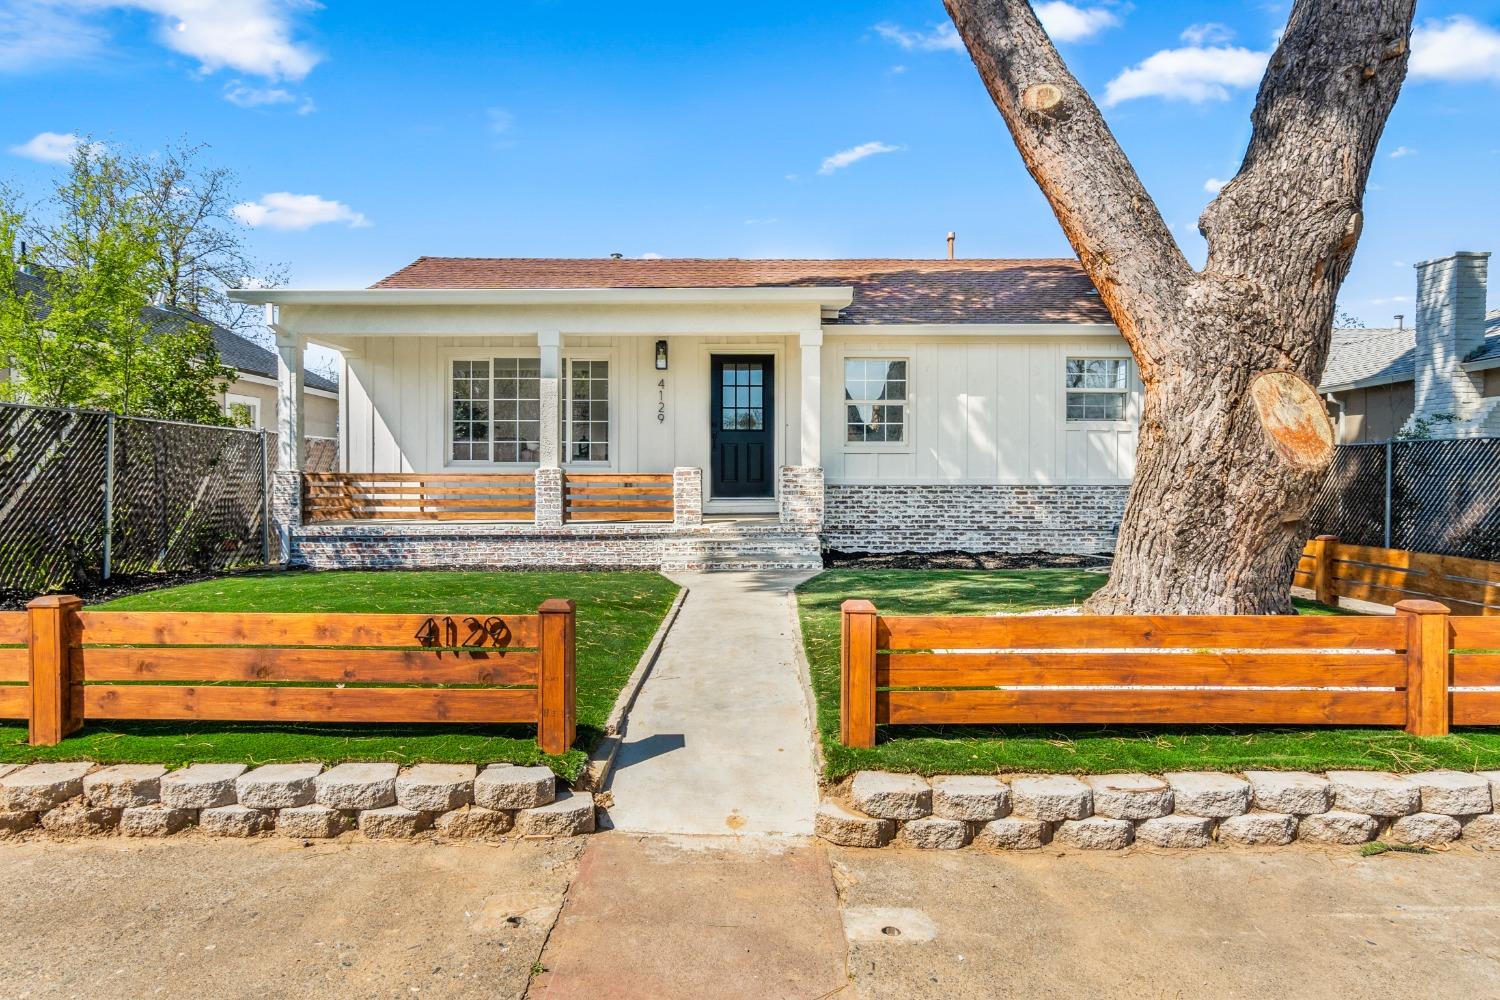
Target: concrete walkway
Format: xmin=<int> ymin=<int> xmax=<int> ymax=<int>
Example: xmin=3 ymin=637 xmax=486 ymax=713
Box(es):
xmin=602 ymin=570 xmax=822 ymax=836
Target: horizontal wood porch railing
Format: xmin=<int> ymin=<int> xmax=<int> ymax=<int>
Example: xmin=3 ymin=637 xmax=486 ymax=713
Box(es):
xmin=1296 ymin=536 xmax=1500 ymax=615
xmin=303 ymin=473 xmax=536 ymax=522
xmin=5 ymin=595 xmax=577 ymax=754
xmin=563 ymin=473 xmax=674 ymax=523
xmin=838 ymin=598 xmax=1500 ymax=747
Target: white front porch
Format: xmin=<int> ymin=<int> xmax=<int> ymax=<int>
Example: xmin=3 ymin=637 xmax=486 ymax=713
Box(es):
xmin=253 ymin=287 xmax=848 ymax=521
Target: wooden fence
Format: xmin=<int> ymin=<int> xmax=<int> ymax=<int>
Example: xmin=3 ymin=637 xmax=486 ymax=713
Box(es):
xmin=303 ymin=473 xmax=536 ymax=522
xmin=839 ymin=599 xmax=1499 ymax=747
xmin=1296 ymin=536 xmax=1500 ymax=615
xmin=563 ymin=473 xmax=674 ymax=522
xmin=1 ymin=596 xmax=576 ymax=753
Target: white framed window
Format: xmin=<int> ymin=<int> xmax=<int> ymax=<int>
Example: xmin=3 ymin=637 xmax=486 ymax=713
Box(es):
xmin=844 ymin=357 xmax=908 ymax=445
xmin=1065 ymin=358 xmax=1129 ymax=421
xmin=563 ymin=358 xmax=610 ymax=463
xmin=450 ymin=357 xmax=542 ymax=463
xmin=225 ymin=393 xmax=261 ymax=429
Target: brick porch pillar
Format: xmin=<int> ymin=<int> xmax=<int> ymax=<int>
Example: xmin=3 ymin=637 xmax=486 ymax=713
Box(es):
xmin=673 ymin=467 xmax=703 ymax=527
xmin=535 ymin=466 xmax=564 ymax=528
xmin=779 ymin=466 xmax=824 ymax=531
xmin=271 ymin=470 xmax=305 ymax=567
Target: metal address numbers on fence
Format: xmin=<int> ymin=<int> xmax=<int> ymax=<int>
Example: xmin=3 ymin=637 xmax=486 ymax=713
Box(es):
xmin=0 ymin=597 xmax=578 ymax=754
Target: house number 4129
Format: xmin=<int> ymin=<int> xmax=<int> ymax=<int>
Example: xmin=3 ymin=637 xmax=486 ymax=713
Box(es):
xmin=657 ymin=378 xmax=666 ymax=423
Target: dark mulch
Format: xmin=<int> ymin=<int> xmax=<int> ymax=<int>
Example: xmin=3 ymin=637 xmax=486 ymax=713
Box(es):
xmin=822 ymin=549 xmax=1112 ymax=571
xmin=0 ymin=569 xmax=267 ymax=611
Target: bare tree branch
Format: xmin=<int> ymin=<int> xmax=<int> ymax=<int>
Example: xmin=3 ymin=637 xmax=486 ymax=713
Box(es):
xmin=943 ymin=0 xmax=1190 ymax=375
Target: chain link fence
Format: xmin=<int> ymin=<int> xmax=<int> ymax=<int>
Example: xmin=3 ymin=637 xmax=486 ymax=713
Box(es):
xmin=0 ymin=401 xmax=274 ymax=594
xmin=1306 ymin=437 xmax=1500 ymax=561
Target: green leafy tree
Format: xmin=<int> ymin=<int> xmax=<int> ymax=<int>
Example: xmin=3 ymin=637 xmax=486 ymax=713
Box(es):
xmin=0 ymin=141 xmax=236 ymax=422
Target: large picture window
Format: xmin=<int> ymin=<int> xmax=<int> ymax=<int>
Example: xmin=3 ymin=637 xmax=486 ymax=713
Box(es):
xmin=564 ymin=359 xmax=610 ymax=462
xmin=844 ymin=358 xmax=907 ymax=444
xmin=450 ymin=358 xmax=541 ymax=463
xmin=1065 ymin=358 xmax=1128 ymax=421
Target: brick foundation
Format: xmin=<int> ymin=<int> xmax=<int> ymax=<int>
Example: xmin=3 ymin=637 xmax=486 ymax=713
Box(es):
xmin=822 ymin=483 xmax=1129 ymax=554
xmin=779 ymin=466 xmax=824 ymax=530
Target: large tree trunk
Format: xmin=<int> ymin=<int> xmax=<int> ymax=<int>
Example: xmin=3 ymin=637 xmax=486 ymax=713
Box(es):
xmin=944 ymin=0 xmax=1416 ymax=613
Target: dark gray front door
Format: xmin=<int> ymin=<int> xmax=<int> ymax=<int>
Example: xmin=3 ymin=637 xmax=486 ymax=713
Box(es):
xmin=710 ymin=355 xmax=774 ymax=498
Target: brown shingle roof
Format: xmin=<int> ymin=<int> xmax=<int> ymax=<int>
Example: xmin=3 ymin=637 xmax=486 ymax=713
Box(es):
xmin=371 ymin=257 xmax=1111 ymax=325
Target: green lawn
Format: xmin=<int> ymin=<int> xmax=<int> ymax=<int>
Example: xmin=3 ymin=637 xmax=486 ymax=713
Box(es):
xmin=797 ymin=569 xmax=1500 ymax=779
xmin=0 ymin=570 xmax=679 ymax=779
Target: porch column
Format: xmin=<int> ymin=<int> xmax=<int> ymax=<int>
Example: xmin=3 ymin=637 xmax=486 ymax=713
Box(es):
xmin=274 ymin=318 xmax=304 ymax=472
xmin=538 ymin=330 xmax=562 ymax=468
xmin=799 ymin=329 xmax=823 ymax=467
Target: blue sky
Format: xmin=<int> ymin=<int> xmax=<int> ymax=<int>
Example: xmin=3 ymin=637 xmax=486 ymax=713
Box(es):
xmin=3 ymin=0 xmax=1500 ymax=323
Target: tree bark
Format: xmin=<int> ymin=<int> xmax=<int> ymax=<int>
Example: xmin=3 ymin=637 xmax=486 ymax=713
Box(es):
xmin=944 ymin=0 xmax=1416 ymax=613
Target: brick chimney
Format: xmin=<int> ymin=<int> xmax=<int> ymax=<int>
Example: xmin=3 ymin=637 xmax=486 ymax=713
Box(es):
xmin=1405 ymin=251 xmax=1490 ymax=435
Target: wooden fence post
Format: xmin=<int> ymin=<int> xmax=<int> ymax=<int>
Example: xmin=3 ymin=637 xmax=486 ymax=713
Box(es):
xmin=841 ymin=600 xmax=878 ymax=749
xmin=27 ymin=595 xmax=83 ymax=747
xmin=1396 ymin=599 xmax=1451 ymax=737
xmin=537 ymin=598 xmax=576 ymax=755
xmin=1310 ymin=534 xmax=1340 ymax=606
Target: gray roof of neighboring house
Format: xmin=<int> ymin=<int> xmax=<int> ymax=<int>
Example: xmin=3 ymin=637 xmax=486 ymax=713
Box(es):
xmin=1320 ymin=309 xmax=1500 ymax=391
xmin=10 ymin=270 xmax=337 ymax=393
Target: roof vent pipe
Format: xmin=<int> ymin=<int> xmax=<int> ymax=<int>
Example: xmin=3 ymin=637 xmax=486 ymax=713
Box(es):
xmin=1394 ymin=314 xmax=1404 ymax=330
xmin=609 ymin=252 xmax=624 ymax=260
xmin=946 ymin=232 xmax=956 ymax=260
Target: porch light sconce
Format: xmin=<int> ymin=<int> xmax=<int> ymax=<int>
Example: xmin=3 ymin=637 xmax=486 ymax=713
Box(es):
xmin=655 ymin=340 xmax=669 ymax=371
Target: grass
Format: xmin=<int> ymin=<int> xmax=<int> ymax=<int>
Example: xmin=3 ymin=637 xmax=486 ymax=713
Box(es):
xmin=797 ymin=568 xmax=1500 ymax=779
xmin=0 ymin=570 xmax=680 ymax=779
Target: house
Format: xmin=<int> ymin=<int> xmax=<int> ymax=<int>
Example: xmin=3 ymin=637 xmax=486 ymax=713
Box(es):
xmin=231 ymin=255 xmax=1144 ymax=569
xmin=207 ymin=321 xmax=340 ymax=441
xmin=1321 ymin=251 xmax=1500 ymax=442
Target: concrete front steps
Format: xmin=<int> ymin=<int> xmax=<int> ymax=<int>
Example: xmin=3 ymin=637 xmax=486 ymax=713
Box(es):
xmin=660 ymin=523 xmax=822 ymax=572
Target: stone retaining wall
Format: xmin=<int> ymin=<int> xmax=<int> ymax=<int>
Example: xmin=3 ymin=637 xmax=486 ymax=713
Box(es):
xmin=818 ymin=769 xmax=1500 ymax=852
xmin=0 ymin=761 xmax=595 ymax=841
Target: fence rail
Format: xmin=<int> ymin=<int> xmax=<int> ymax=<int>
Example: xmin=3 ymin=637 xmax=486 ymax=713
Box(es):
xmin=302 ymin=472 xmax=537 ymax=522
xmin=563 ymin=473 xmax=674 ymax=523
xmin=1307 ymin=437 xmax=1500 ymax=561
xmin=838 ymin=598 xmax=1492 ymax=747
xmin=3 ymin=596 xmax=577 ymax=753
xmin=1296 ymin=536 xmax=1500 ymax=615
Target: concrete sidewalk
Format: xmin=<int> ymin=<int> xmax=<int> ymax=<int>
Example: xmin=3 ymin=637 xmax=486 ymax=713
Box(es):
xmin=602 ymin=570 xmax=821 ymax=837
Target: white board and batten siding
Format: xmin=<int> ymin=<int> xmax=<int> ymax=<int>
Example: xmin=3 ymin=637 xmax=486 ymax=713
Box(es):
xmin=820 ymin=333 xmax=1140 ymax=486
xmin=337 ymin=330 xmax=1138 ymax=487
xmin=339 ymin=334 xmax=801 ymax=476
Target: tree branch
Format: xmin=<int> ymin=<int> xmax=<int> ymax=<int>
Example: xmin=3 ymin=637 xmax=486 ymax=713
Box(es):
xmin=944 ymin=0 xmax=1190 ymax=374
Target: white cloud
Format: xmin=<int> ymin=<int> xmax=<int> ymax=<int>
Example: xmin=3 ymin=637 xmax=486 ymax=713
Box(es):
xmin=1388 ymin=145 xmax=1417 ymax=159
xmin=819 ymin=141 xmax=902 ymax=175
xmin=1410 ymin=16 xmax=1500 ymax=83
xmin=0 ymin=1 xmax=108 ymax=72
xmin=1370 ymin=295 xmax=1410 ymax=305
xmin=1 ymin=1 xmax=319 ymax=80
xmin=1203 ymin=177 xmax=1227 ymax=194
xmin=873 ymin=21 xmax=963 ymax=53
xmin=232 ymin=192 xmax=369 ymax=231
xmin=1104 ymin=46 xmax=1269 ymax=106
xmin=744 ymin=217 xmax=778 ymax=226
xmin=8 ymin=131 xmax=94 ymax=163
xmin=1034 ymin=2 xmax=1119 ymax=43
xmin=638 ymin=252 xmax=663 ymax=260
xmin=1180 ymin=22 xmax=1233 ymax=46
xmin=223 ymin=81 xmax=313 ymax=113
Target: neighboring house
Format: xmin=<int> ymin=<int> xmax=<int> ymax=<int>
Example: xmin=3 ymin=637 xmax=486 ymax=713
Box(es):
xmin=208 ymin=323 xmax=340 ymax=439
xmin=4 ymin=268 xmax=339 ymax=460
xmin=233 ymin=255 xmax=1145 ymax=568
xmin=1322 ymin=251 xmax=1500 ymax=442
